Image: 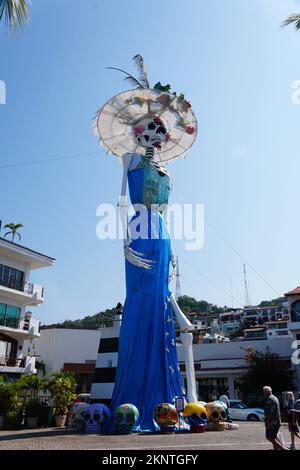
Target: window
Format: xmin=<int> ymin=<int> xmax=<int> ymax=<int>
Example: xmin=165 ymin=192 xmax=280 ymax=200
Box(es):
xmin=0 ymin=303 xmax=21 ymax=328
xmin=230 ymin=402 xmax=247 ymax=409
xmin=0 ymin=264 xmax=24 ymax=291
xmin=292 ymin=301 xmax=300 ymax=323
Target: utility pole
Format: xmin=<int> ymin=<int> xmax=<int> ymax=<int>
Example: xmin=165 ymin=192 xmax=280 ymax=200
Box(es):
xmin=243 ymin=263 xmax=250 ymax=307
xmin=175 ymin=256 xmax=181 ymax=301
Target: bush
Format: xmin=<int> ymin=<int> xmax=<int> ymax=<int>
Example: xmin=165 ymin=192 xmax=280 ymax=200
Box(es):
xmin=4 ymin=404 xmax=23 ymax=430
xmin=0 ymin=383 xmax=24 ymax=429
xmin=25 ymin=398 xmax=42 ymax=417
xmin=48 ymin=375 xmax=77 ymax=416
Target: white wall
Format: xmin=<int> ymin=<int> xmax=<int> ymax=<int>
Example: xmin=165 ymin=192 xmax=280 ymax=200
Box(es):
xmin=177 ymin=338 xmax=292 ymax=368
xmin=25 ymin=328 xmax=101 ymax=374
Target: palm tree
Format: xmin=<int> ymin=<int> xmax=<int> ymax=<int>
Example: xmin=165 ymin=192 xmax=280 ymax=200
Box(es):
xmin=282 ymin=13 xmax=300 ymax=30
xmin=0 ymin=0 xmax=30 ymax=30
xmin=3 ymin=223 xmax=23 ymax=242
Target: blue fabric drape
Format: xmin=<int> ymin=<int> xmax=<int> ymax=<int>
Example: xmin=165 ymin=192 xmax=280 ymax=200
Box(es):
xmin=109 ymin=167 xmax=183 ymax=432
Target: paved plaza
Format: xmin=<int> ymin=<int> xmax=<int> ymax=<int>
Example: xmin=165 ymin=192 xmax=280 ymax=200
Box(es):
xmin=0 ymin=422 xmax=294 ymax=451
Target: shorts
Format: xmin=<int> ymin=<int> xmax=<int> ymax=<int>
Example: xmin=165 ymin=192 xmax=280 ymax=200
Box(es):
xmin=288 ymin=422 xmax=299 ymax=433
xmin=266 ymin=425 xmax=280 ymax=440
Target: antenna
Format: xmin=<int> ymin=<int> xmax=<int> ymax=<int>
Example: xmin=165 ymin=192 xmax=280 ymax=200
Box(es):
xmin=230 ymin=276 xmax=234 ymax=309
xmin=243 ymin=264 xmax=250 ymax=307
xmin=175 ymin=256 xmax=182 ymax=301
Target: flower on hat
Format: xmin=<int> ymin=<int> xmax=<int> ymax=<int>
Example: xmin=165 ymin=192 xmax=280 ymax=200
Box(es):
xmin=185 ymin=126 xmax=195 ymax=135
xmin=133 ymin=125 xmax=145 ymax=136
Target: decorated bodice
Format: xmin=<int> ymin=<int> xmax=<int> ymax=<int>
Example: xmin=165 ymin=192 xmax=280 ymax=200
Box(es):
xmin=128 ymin=155 xmax=172 ymax=208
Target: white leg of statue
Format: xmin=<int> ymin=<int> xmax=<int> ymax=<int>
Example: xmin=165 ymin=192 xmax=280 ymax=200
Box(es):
xmin=169 ymin=294 xmax=198 ymax=403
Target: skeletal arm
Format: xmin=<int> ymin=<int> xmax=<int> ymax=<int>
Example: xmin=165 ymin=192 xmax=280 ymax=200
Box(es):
xmin=169 ymin=295 xmax=197 ymax=403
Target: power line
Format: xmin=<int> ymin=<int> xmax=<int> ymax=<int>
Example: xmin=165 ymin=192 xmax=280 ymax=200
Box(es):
xmin=175 ymin=183 xmax=283 ymax=300
xmin=180 ymin=253 xmax=244 ymax=307
xmin=0 ymin=151 xmax=99 ymax=170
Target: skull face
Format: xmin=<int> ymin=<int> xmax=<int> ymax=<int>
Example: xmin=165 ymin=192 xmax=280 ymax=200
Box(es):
xmin=154 ymin=403 xmax=178 ymax=426
xmin=206 ymin=402 xmax=227 ymax=423
xmin=73 ymin=403 xmax=89 ymax=431
xmin=206 ymin=402 xmax=227 ymax=431
xmin=183 ymin=403 xmax=208 ymax=432
xmin=84 ymin=403 xmax=110 ymax=433
xmin=114 ymin=403 xmax=139 ymax=434
xmin=132 ymin=116 xmax=169 ymax=150
xmin=68 ymin=402 xmax=86 ymax=430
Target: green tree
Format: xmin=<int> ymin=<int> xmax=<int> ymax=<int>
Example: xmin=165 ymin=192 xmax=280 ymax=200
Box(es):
xmin=282 ymin=14 xmax=300 ymax=30
xmin=240 ymin=347 xmax=294 ymax=404
xmin=0 ymin=0 xmax=30 ymax=30
xmin=17 ymin=374 xmax=47 ymax=399
xmin=3 ymin=223 xmax=23 ymax=242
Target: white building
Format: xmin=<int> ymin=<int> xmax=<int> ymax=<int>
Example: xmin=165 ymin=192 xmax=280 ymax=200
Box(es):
xmin=90 ymin=319 xmax=293 ymax=404
xmin=29 ymin=328 xmax=102 ymax=392
xmin=265 ymin=320 xmax=292 ymax=340
xmin=286 ymin=286 xmax=300 ymax=391
xmin=220 ymin=311 xmax=243 ymax=336
xmin=177 ymin=337 xmax=292 ymax=401
xmin=0 ymin=237 xmax=54 ymax=378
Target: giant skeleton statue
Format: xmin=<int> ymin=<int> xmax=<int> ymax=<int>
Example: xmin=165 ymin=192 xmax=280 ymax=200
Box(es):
xmin=93 ymin=55 xmax=198 ymax=431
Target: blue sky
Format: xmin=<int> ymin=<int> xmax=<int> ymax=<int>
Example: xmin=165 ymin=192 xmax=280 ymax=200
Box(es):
xmin=1 ymin=0 xmax=300 ymax=323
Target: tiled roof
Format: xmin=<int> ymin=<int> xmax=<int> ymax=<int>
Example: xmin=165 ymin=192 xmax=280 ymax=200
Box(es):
xmin=285 ymin=286 xmax=300 ymax=296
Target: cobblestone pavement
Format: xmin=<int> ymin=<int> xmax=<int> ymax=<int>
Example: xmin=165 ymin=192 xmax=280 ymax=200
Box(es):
xmin=0 ymin=423 xmax=294 ymax=451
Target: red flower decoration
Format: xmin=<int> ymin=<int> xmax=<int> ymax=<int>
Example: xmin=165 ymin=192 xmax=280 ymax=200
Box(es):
xmin=154 ymin=117 xmax=163 ymax=125
xmin=133 ymin=125 xmax=145 ymax=137
xmin=185 ymin=126 xmax=195 ymax=135
xmin=153 ymin=141 xmax=162 ymax=149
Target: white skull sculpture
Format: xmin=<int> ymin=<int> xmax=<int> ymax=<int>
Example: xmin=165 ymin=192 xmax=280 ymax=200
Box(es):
xmin=206 ymin=401 xmax=227 ymax=431
xmin=84 ymin=403 xmax=110 ymax=433
xmin=68 ymin=402 xmax=86 ymax=430
xmin=132 ymin=116 xmax=169 ymax=150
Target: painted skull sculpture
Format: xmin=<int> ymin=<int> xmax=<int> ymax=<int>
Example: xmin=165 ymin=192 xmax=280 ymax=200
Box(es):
xmin=154 ymin=403 xmax=178 ymax=433
xmin=206 ymin=401 xmax=227 ymax=431
xmin=132 ymin=116 xmax=169 ymax=150
xmin=68 ymin=402 xmax=87 ymax=431
xmin=84 ymin=403 xmax=110 ymax=433
xmin=183 ymin=403 xmax=208 ymax=433
xmin=114 ymin=403 xmax=139 ymax=434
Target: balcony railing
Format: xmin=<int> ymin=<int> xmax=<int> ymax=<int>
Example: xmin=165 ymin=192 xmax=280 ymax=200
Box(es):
xmin=0 ymin=356 xmax=26 ymax=367
xmin=0 ymin=277 xmax=44 ymax=301
xmin=0 ymin=317 xmax=31 ymax=331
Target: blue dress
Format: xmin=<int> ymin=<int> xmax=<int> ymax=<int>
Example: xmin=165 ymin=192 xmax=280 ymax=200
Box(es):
xmin=109 ymin=155 xmax=183 ymax=432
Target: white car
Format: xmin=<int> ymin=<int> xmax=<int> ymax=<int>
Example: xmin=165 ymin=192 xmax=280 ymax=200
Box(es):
xmin=229 ymin=400 xmax=265 ymax=422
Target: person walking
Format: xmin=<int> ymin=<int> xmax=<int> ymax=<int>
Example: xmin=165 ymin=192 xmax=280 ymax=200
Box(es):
xmin=219 ymin=390 xmax=230 ymax=408
xmin=286 ymin=391 xmax=300 ymax=450
xmin=263 ymin=386 xmax=287 ymax=450
xmin=218 ymin=390 xmax=231 ymax=423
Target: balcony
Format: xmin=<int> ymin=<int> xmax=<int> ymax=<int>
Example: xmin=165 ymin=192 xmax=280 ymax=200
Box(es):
xmin=0 ymin=316 xmax=40 ymax=339
xmin=0 ymin=355 xmax=36 ymax=374
xmin=0 ymin=276 xmax=44 ymax=306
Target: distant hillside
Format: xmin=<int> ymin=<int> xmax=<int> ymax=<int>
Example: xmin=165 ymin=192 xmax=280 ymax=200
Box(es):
xmin=41 ymin=303 xmax=123 ymax=329
xmin=258 ymin=297 xmax=285 ymax=307
xmin=42 ymin=295 xmax=286 ymax=329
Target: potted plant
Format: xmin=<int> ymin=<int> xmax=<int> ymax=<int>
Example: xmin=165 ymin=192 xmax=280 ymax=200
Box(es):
xmin=0 ymin=383 xmax=20 ymax=430
xmin=48 ymin=375 xmax=77 ymax=428
xmin=25 ymin=398 xmax=41 ymax=428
